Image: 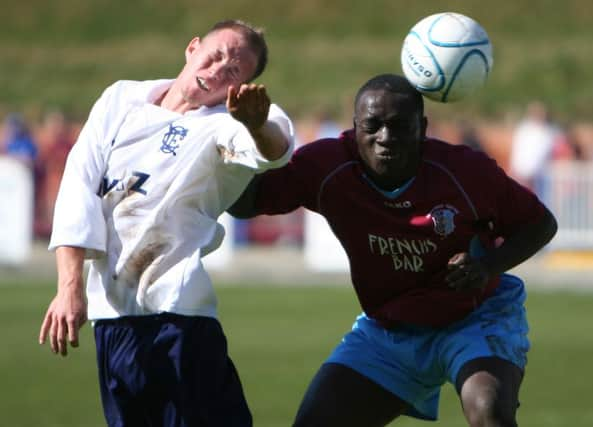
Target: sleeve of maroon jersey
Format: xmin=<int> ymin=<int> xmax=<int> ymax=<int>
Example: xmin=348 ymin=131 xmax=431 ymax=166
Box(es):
xmin=468 ymin=151 xmax=546 ymax=238
xmin=253 ymin=141 xmax=325 ymax=214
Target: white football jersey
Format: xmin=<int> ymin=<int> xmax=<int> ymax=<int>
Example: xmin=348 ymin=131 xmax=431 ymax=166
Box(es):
xmin=49 ymin=79 xmax=294 ymax=320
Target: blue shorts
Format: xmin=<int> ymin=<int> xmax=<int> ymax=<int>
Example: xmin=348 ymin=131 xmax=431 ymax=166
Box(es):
xmin=94 ymin=313 xmax=252 ymax=427
xmin=326 ymin=273 xmax=530 ymax=421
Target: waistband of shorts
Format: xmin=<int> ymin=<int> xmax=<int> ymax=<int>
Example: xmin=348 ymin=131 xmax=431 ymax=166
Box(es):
xmin=94 ymin=312 xmax=215 ymax=327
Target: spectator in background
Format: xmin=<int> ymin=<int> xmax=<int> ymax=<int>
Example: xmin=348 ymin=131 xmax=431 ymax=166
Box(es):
xmin=552 ymin=123 xmax=583 ymax=161
xmin=33 ymin=110 xmax=74 ymax=239
xmin=313 ymin=108 xmax=342 ymax=140
xmin=458 ymin=120 xmax=484 ymax=152
xmin=1 ymin=113 xmax=38 ymax=170
xmin=509 ymin=101 xmax=559 ymax=195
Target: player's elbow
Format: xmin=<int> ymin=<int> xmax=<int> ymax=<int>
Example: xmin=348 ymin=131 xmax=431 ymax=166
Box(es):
xmin=227 ymin=177 xmax=261 ymax=219
xmin=540 ymin=206 xmax=558 ymax=246
xmin=227 ymin=203 xmax=256 ymax=219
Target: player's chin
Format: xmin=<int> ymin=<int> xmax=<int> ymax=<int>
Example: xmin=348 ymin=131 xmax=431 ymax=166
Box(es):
xmin=375 ymin=155 xmax=408 ymax=172
xmin=370 ymin=163 xmax=396 ymax=182
xmin=205 ymin=92 xmax=228 ymax=108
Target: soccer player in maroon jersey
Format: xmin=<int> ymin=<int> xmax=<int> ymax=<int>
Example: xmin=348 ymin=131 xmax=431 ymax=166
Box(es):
xmin=229 ymin=74 xmax=557 ymax=427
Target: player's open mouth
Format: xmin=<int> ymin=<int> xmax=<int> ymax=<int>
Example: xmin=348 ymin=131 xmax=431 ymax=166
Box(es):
xmin=197 ymin=77 xmax=210 ymax=92
xmin=375 ymin=148 xmax=399 ymax=160
xmin=377 ymin=151 xmax=394 ymax=158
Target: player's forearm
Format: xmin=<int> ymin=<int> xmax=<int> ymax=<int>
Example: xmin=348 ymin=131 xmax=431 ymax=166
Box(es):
xmin=55 ymin=246 xmax=86 ymax=292
xmin=248 ymin=120 xmax=289 ymax=161
xmin=227 ymin=175 xmax=262 ymax=219
xmin=481 ymin=207 xmax=557 ymax=275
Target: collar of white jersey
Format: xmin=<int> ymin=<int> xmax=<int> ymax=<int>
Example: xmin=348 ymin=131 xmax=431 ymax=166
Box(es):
xmin=140 ymin=79 xmax=227 ymax=117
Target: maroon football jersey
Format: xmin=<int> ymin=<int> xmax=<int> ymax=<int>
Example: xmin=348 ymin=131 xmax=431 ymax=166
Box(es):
xmin=254 ymin=130 xmax=545 ymax=327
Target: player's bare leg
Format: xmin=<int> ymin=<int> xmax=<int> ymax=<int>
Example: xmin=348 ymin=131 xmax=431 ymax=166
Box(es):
xmin=292 ymin=362 xmax=408 ymax=427
xmin=456 ymin=357 xmax=523 ymax=427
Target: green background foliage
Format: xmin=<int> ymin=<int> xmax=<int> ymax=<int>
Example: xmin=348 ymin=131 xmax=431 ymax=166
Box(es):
xmin=1 ymin=0 xmax=592 ymax=121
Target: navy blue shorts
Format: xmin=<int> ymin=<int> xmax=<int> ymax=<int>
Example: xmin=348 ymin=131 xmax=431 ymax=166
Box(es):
xmin=94 ymin=313 xmax=252 ymax=427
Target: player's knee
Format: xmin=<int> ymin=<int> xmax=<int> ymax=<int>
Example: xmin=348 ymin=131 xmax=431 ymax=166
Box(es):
xmin=293 ymin=396 xmax=343 ymax=427
xmin=462 ymin=389 xmax=517 ymax=427
xmin=292 ymin=411 xmax=321 ymax=427
xmin=292 ymin=413 xmax=313 ymax=427
xmin=292 ymin=401 xmax=326 ymax=427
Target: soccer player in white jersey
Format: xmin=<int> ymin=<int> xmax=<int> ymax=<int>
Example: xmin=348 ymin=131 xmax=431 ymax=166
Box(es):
xmin=38 ymin=20 xmax=294 ymax=426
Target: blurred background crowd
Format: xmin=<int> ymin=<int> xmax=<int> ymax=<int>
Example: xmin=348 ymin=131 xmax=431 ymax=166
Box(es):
xmin=1 ymin=110 xmax=79 ymax=240
xmin=1 ymin=100 xmax=590 ymax=248
xmin=1 ymin=0 xmax=593 ymax=260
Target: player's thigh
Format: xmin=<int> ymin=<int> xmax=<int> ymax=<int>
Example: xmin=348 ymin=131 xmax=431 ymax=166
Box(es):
xmin=293 ymin=362 xmax=408 ymax=427
xmin=456 ymin=357 xmax=523 ymax=422
xmin=96 ymin=315 xmax=252 ymax=427
xmin=161 ymin=315 xmax=252 ymax=426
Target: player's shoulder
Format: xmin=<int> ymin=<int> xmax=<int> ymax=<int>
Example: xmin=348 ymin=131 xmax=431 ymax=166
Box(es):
xmin=294 ymin=129 xmax=355 ymax=160
xmin=102 ymin=79 xmax=142 ymax=95
xmin=424 ymin=138 xmax=497 ymax=171
xmin=422 ymin=138 xmax=508 ymax=190
xmin=102 ymin=79 xmax=172 ymax=103
xmin=265 ymin=130 xmax=355 ymax=191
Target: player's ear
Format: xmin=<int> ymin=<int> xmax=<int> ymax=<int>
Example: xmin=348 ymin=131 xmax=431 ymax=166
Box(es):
xmin=185 ymin=37 xmax=201 ymax=62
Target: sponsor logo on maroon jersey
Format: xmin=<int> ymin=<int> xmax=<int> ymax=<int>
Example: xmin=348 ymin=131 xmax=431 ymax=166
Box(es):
xmin=384 ymin=200 xmax=412 ymax=209
xmin=368 ymin=234 xmax=438 ymax=272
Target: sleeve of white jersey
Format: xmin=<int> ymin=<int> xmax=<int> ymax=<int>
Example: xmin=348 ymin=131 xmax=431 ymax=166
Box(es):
xmin=217 ymin=103 xmax=295 ymax=171
xmin=48 ymin=83 xmax=120 ymax=258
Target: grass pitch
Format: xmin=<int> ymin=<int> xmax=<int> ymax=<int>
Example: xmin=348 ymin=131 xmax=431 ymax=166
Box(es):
xmin=0 ymin=281 xmax=591 ymax=426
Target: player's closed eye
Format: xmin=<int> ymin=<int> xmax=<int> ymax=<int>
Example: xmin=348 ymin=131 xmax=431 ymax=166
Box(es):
xmin=359 ymin=120 xmax=381 ymax=133
xmin=360 ymin=126 xmax=378 ymax=134
xmin=386 ymin=121 xmax=415 ymax=133
xmin=229 ymin=67 xmax=239 ymax=80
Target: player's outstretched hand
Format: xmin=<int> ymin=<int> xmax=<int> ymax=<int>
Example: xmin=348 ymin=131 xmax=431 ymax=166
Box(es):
xmin=226 ymin=84 xmax=270 ymax=132
xmin=39 ymin=284 xmax=87 ymax=356
xmin=445 ymin=252 xmax=490 ymax=291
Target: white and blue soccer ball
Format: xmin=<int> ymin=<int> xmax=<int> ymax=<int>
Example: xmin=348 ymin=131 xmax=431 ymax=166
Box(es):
xmin=401 ymin=12 xmax=493 ymax=103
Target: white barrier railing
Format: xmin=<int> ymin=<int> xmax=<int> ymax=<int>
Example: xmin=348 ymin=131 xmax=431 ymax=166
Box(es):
xmin=1 ymin=158 xmax=590 ymax=269
xmin=0 ymin=156 xmax=33 ymax=265
xmin=302 ymin=160 xmax=593 ymax=271
xmin=544 ymin=161 xmax=593 ymax=250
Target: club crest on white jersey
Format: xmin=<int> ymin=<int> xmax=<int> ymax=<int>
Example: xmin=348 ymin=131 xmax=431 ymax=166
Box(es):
xmin=160 ymin=124 xmax=188 ymax=156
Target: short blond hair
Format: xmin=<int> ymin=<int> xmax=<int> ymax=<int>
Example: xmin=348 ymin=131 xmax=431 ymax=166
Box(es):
xmin=205 ymin=20 xmax=268 ymax=82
